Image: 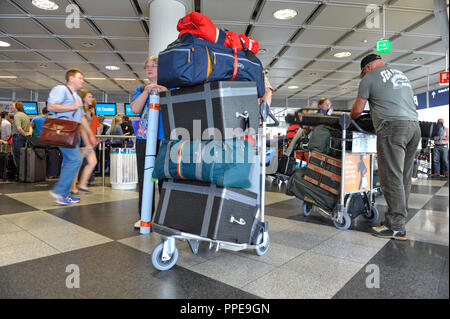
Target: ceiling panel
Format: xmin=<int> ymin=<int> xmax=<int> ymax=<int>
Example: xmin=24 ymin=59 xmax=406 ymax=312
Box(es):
xmin=201 ymin=0 xmax=256 ymax=22
xmin=250 ymin=26 xmax=297 ymax=44
xmin=40 ymin=18 xmax=98 ymax=37
xmin=1 ymin=51 xmax=46 ymax=61
xmin=284 ymin=47 xmax=328 ymax=59
xmin=76 ymin=0 xmax=138 ymax=17
xmin=0 ymin=1 xmax=23 ymax=14
xmin=310 ymin=5 xmax=366 ymax=29
xmin=273 ymin=57 xmax=308 ymax=69
xmin=15 ymin=37 xmax=69 ymax=51
xmin=392 ymin=0 xmax=435 ymax=10
xmin=109 ymin=39 xmax=148 ymax=52
xmin=0 ymin=18 xmax=47 ymax=35
xmin=384 ymin=10 xmax=431 ymax=33
xmin=94 ymin=20 xmax=147 ymax=37
xmin=295 ymin=29 xmax=348 ymax=46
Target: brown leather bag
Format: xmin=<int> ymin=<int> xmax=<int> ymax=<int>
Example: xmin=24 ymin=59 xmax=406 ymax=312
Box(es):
xmin=39 ymin=85 xmax=80 ymax=148
xmin=39 ymin=117 xmax=79 ymax=147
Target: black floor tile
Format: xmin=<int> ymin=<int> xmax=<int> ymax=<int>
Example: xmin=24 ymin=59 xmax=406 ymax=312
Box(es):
xmin=422 ymin=196 xmax=450 ymax=212
xmin=333 ymin=240 xmax=449 ymax=299
xmin=0 ymin=195 xmax=37 ymax=215
xmin=45 ymin=199 xmax=140 ymax=240
xmin=0 ymin=180 xmax=57 ymax=194
xmin=0 ymin=242 xmax=259 ymax=299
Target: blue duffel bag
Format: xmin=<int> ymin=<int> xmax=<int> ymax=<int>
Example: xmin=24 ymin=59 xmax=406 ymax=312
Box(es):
xmin=157 ymin=33 xmax=266 ymax=98
xmin=153 ymin=138 xmax=255 ymax=188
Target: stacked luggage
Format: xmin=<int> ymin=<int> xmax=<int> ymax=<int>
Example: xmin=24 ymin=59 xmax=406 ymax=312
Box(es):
xmin=152 ymin=82 xmax=263 ymax=245
xmin=149 ymin=12 xmax=274 ymax=270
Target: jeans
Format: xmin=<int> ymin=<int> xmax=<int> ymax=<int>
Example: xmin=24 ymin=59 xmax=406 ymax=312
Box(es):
xmin=12 ymin=135 xmax=26 ymax=169
xmin=377 ymin=121 xmax=421 ymax=232
xmin=433 ymin=144 xmax=449 ymax=175
xmin=53 ymin=143 xmax=82 ymax=197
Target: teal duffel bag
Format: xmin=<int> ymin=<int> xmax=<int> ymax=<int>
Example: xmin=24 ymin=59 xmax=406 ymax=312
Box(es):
xmin=153 ymin=139 xmax=255 ymax=188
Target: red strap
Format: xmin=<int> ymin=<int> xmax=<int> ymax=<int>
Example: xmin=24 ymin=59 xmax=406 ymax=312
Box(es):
xmin=231 ymin=48 xmax=238 ymax=81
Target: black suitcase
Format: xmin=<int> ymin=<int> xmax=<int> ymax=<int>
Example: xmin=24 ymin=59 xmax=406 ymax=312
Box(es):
xmin=277 ymin=155 xmax=296 ymax=175
xmin=46 ymin=147 xmax=63 ymax=178
xmin=19 ymin=147 xmax=46 ymax=182
xmin=153 ymin=179 xmax=259 ymax=244
xmin=159 ymin=81 xmax=259 ymax=140
xmin=1 ymin=152 xmax=15 ymax=180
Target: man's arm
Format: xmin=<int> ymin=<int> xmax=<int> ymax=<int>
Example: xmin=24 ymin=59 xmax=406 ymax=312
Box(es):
xmin=350 ymin=97 xmax=367 ymax=120
xmin=130 ymin=84 xmax=168 ymax=114
xmin=47 ymin=101 xmax=80 ymax=113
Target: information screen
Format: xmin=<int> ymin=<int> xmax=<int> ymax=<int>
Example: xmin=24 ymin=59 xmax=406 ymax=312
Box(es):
xmin=125 ymin=103 xmax=139 ymax=117
xmin=22 ymin=102 xmax=39 ymax=115
xmin=96 ymin=103 xmax=117 ymax=116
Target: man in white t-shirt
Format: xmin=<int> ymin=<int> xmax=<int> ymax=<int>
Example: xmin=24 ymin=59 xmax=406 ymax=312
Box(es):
xmin=0 ymin=111 xmax=11 ymax=145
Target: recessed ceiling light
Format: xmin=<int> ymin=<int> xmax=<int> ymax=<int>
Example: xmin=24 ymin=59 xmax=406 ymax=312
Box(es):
xmin=39 ymin=64 xmax=49 ymax=68
xmin=362 ymin=39 xmax=368 ymax=43
xmin=105 ymin=65 xmax=120 ymax=70
xmin=288 ymin=85 xmax=299 ymax=89
xmin=413 ymin=57 xmax=424 ymax=62
xmin=273 ymin=9 xmax=298 ymax=20
xmin=309 ymin=72 xmax=317 ymax=76
xmin=334 ymin=51 xmax=352 ymax=58
xmin=81 ymin=42 xmax=95 ymax=48
xmin=0 ymin=40 xmax=11 ymax=47
xmin=32 ymin=0 xmax=59 ymax=11
xmin=258 ymin=48 xmax=267 ymax=54
xmin=0 ymin=75 xmax=18 ymax=79
xmin=85 ymin=77 xmax=106 ymax=80
xmin=114 ymin=78 xmax=136 ymax=81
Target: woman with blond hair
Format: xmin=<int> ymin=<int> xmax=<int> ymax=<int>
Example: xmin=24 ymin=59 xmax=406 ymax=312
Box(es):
xmin=70 ymin=89 xmax=98 ymax=194
xmin=130 ymin=56 xmax=168 ymax=229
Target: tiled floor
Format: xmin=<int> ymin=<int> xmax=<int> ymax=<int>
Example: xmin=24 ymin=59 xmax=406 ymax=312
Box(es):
xmin=0 ymin=176 xmax=448 ymax=299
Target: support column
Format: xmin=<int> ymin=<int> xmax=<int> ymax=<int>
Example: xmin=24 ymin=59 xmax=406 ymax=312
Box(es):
xmin=148 ymin=0 xmax=191 ymax=57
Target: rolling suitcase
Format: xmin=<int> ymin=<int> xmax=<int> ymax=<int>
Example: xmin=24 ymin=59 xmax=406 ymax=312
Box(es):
xmin=153 ymin=179 xmax=259 ymax=244
xmin=19 ymin=146 xmax=46 ymax=182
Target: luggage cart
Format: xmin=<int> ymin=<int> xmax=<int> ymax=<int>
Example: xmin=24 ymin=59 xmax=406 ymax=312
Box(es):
xmin=151 ymin=101 xmax=279 ymax=271
xmin=301 ymin=114 xmax=379 ymax=230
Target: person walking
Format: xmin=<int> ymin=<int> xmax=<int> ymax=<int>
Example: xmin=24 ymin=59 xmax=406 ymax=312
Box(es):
xmin=432 ymin=118 xmax=449 ymax=177
xmin=11 ymin=101 xmax=32 ymax=176
xmin=350 ymin=54 xmax=421 ymax=240
xmin=47 ymin=69 xmax=98 ymax=206
xmin=130 ymin=56 xmax=168 ymax=229
xmin=70 ymin=89 xmax=99 ymax=194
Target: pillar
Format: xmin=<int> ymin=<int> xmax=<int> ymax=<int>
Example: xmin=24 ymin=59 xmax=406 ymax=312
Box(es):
xmin=148 ymin=0 xmax=191 ymax=57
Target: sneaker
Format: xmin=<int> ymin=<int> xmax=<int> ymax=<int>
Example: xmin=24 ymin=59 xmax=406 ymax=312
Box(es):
xmin=372 ymin=227 xmax=407 ymax=241
xmin=50 ymin=191 xmax=69 ymax=206
xmin=372 ymin=225 xmax=389 ymax=233
xmin=67 ymin=196 xmax=81 ymax=204
xmin=134 ymin=220 xmax=141 ymax=229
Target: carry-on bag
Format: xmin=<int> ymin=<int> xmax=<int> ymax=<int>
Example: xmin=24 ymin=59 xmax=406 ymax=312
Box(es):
xmin=19 ymin=146 xmax=46 ymax=182
xmin=153 ymin=138 xmax=255 ymax=188
xmin=157 ymin=33 xmax=265 ymax=98
xmin=153 ymin=179 xmax=259 ymax=244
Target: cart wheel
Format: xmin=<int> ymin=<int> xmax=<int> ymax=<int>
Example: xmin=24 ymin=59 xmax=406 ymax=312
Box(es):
xmin=333 ymin=212 xmax=351 ymax=230
xmin=302 ymin=202 xmax=313 ymax=217
xmin=365 ymin=206 xmax=379 ymax=223
xmin=255 ymin=232 xmax=270 ymax=256
xmin=152 ymin=243 xmax=179 ymax=271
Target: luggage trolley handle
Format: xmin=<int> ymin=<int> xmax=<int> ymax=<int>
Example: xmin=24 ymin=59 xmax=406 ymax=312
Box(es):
xmin=260 ymin=101 xmax=279 ymax=127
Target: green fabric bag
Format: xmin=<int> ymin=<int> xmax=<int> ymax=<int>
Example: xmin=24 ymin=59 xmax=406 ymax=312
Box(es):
xmin=153 ymin=139 xmax=255 ymax=188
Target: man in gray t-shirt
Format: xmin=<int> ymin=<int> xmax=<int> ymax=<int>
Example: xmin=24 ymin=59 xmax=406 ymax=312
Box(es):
xmin=350 ymin=54 xmax=421 ymax=241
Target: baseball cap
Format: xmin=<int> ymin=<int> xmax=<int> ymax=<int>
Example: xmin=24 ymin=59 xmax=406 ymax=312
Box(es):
xmin=360 ymin=54 xmax=382 ymax=78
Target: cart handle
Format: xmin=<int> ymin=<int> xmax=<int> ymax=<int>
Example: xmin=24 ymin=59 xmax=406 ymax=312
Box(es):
xmin=260 ymin=101 xmax=279 ymax=127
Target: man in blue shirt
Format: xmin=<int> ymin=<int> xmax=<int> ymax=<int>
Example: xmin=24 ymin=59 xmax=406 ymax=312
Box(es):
xmin=31 ymin=106 xmax=49 ymax=138
xmin=47 ymin=68 xmax=98 ymax=206
xmin=130 ymin=56 xmax=168 ymax=229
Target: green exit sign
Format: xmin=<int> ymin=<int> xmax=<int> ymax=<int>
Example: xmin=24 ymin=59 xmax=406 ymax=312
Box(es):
xmin=377 ymin=39 xmax=391 ymax=54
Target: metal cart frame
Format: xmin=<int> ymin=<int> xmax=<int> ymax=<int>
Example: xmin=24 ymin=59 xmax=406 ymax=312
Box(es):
xmin=302 ymin=114 xmax=379 ymax=230
xmin=151 ymin=101 xmax=279 ymax=271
